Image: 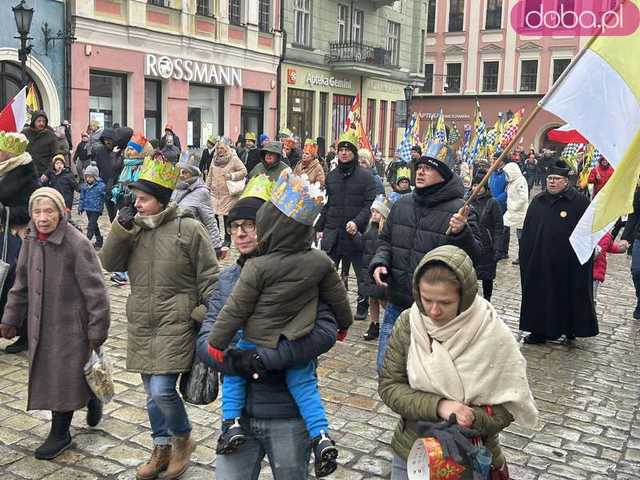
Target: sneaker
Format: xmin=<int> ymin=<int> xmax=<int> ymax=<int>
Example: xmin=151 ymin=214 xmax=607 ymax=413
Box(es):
xmin=354 ymin=297 xmax=369 ymax=321
xmin=312 ymin=431 xmax=338 ymax=478
xmin=111 ymin=273 xmax=128 ymax=286
xmin=363 ymin=322 xmax=379 ymax=341
xmin=215 ymin=418 xmax=247 ymax=455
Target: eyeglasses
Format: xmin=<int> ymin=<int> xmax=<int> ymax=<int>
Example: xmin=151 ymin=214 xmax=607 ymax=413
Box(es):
xmin=229 ymin=221 xmax=256 ymax=233
xmin=416 ymin=165 xmax=433 ymax=172
xmin=547 ymin=176 xmax=566 ymax=182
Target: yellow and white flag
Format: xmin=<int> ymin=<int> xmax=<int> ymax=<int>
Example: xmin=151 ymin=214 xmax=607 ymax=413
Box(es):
xmin=543 ymin=3 xmax=640 ymax=264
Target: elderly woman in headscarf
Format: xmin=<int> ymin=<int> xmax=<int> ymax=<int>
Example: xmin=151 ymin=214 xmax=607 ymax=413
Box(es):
xmin=379 ymin=245 xmax=538 ymax=480
xmin=206 ymin=138 xmax=247 ymax=246
xmin=1 ymin=187 xmax=110 ymax=460
xmin=293 ymin=139 xmax=326 ymax=188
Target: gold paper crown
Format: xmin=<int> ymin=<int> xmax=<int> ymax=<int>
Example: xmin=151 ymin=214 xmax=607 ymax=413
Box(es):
xmin=303 ymin=139 xmax=318 ymax=155
xmin=138 ymin=156 xmax=180 ymax=190
xmin=245 ymin=132 xmax=256 ymax=141
xmin=0 ymin=132 xmax=28 ymax=156
xmin=270 ymin=172 xmax=325 ymax=226
xmin=338 ymin=129 xmax=359 ymax=149
xmin=241 ymin=174 xmax=276 ymax=202
xmin=397 ymin=166 xmax=412 ymax=181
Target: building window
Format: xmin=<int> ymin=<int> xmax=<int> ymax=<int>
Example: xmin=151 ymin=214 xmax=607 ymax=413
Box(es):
xmin=448 ymin=0 xmax=464 ymax=32
xmin=419 ymin=30 xmax=425 ymax=72
xmin=319 ymin=92 xmax=328 ymax=140
xmin=446 ymin=63 xmax=461 ymax=93
xmin=485 ymin=0 xmax=502 ymax=29
xmin=522 ymin=0 xmax=542 ymax=28
xmin=196 ymin=0 xmax=214 ymax=16
xmin=332 ymin=94 xmax=354 ymax=143
xmin=482 ymin=61 xmax=499 ymax=92
xmin=386 ymin=21 xmax=400 ymax=66
xmin=144 ymin=79 xmax=162 ymax=141
xmin=366 ymin=98 xmax=376 ymax=143
xmin=259 ymin=0 xmax=271 ymax=32
xmin=520 ymin=59 xmax=538 ymax=92
xmin=89 ymin=71 xmax=127 ymax=129
xmin=0 ymin=61 xmax=42 ymax=113
xmin=352 ymin=9 xmax=364 ymax=43
xmin=229 ymin=0 xmax=242 ymax=25
xmin=188 ymin=84 xmax=224 ymax=148
xmin=553 ymin=58 xmax=571 ymax=84
xmin=241 ymin=91 xmax=264 ymax=139
xmin=337 ymin=4 xmax=348 ymax=43
xmin=389 ymin=101 xmax=397 ymax=155
xmin=294 ymin=0 xmax=312 ymax=47
xmin=288 ymin=88 xmax=314 ymax=141
xmin=148 ymin=0 xmax=170 ymax=6
xmin=423 ymin=63 xmax=434 ymax=93
xmin=426 ymin=0 xmax=437 ymax=33
xmin=379 ymin=100 xmax=387 ymax=156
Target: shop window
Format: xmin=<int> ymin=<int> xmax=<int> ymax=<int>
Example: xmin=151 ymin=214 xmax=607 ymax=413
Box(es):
xmin=89 ymin=70 xmax=127 ymax=129
xmin=386 ymin=21 xmax=400 ymax=66
xmin=352 ymin=9 xmax=364 ymax=43
xmin=366 ymin=98 xmax=376 ymax=144
xmin=520 ymin=59 xmax=538 ymax=92
xmin=197 ymin=0 xmax=214 ymax=16
xmin=389 ymin=101 xmax=397 ymax=155
xmin=294 ymin=0 xmax=312 ymax=47
xmin=553 ymin=58 xmax=571 ymax=84
xmin=423 ymin=64 xmax=434 ymax=93
xmin=188 ymin=84 xmax=224 ymax=148
xmin=288 ymin=88 xmax=314 ymax=141
xmin=485 ymin=0 xmax=502 ymax=29
xmin=229 ymin=0 xmax=242 ymax=25
xmin=448 ymin=0 xmax=464 ymax=32
xmin=259 ymin=0 xmax=271 ymax=32
xmin=0 ymin=61 xmax=42 ymax=117
xmin=241 ymin=90 xmax=264 ymax=138
xmin=482 ymin=61 xmax=499 ymax=92
xmin=144 ymin=79 xmax=162 ymax=142
xmin=426 ymin=0 xmax=437 ymax=33
xmin=445 ymin=63 xmax=461 ymax=93
xmin=332 ymin=94 xmax=354 ymax=143
xmin=319 ymin=92 xmax=328 ymax=140
xmin=378 ymin=100 xmax=387 ymax=156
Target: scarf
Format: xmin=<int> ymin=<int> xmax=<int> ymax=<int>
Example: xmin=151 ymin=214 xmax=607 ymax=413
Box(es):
xmin=213 ymin=145 xmax=233 ymax=167
xmin=176 ymin=176 xmax=198 ymax=191
xmin=338 ymin=159 xmax=355 ymax=177
xmin=0 ymin=152 xmax=32 ymax=176
xmin=407 ymin=296 xmax=538 ymax=428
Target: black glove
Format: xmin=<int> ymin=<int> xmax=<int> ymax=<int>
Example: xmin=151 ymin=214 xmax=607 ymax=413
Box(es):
xmin=416 ymin=414 xmax=480 ymax=464
xmin=117 ymin=205 xmax=137 ymax=230
xmin=226 ymin=349 xmax=267 ymax=381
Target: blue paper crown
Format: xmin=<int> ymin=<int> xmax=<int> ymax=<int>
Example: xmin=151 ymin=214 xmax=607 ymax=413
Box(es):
xmin=424 ymin=141 xmax=450 ymax=162
xmin=270 ymin=172 xmax=325 ymax=226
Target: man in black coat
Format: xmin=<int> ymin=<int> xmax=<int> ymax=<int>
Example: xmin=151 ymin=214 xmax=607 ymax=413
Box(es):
xmin=21 ymin=111 xmax=59 ymax=176
xmin=370 ymin=142 xmax=481 ymax=371
xmin=317 ymin=131 xmax=377 ymax=320
xmin=519 ymin=161 xmax=598 ymax=345
xmin=93 ymin=129 xmax=117 ymax=221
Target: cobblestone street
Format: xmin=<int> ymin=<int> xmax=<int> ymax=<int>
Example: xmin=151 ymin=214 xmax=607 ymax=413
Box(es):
xmin=1 ymin=217 xmax=639 ymax=480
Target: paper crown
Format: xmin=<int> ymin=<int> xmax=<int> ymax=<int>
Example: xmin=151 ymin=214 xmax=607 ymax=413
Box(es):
xmin=283 ymin=137 xmax=296 ymax=149
xmin=240 ymin=174 xmax=276 ymax=202
xmin=371 ymin=192 xmax=400 ymax=218
xmin=138 ymin=156 xmax=180 ymax=190
xmin=397 ymin=166 xmax=412 ymax=181
xmin=270 ymin=172 xmax=325 ymax=226
xmin=0 ymin=132 xmax=28 ymax=156
xmin=279 ymin=128 xmax=293 ymax=138
xmin=424 ymin=141 xmax=450 ymax=163
xmin=303 ymin=139 xmax=318 ymax=155
xmin=245 ymin=132 xmax=256 ymax=141
xmin=127 ymin=133 xmax=148 ymax=154
xmin=338 ymin=129 xmax=359 ymax=149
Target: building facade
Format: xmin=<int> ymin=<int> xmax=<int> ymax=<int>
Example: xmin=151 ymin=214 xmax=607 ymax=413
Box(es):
xmin=280 ymin=0 xmax=425 ymax=157
xmin=1 ymin=0 xmax=67 ymax=126
xmin=70 ymin=0 xmax=282 ymax=147
xmin=412 ymin=0 xmax=588 ymax=152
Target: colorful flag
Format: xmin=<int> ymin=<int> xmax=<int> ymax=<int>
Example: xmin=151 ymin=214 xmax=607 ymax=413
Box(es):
xmin=397 ymin=114 xmax=417 ymax=162
xmin=0 ymin=85 xmax=27 ymax=132
xmin=448 ymin=122 xmax=460 ymax=146
xmin=423 ymin=114 xmax=434 ymax=144
xmin=469 ymin=100 xmax=487 ymax=164
xmin=26 ymin=83 xmax=39 ymax=112
xmin=344 ymin=94 xmax=360 ymax=132
xmin=434 ymin=108 xmax=447 ymax=144
xmin=542 ymin=1 xmax=640 ymax=263
xmin=499 ymin=108 xmax=525 ymax=149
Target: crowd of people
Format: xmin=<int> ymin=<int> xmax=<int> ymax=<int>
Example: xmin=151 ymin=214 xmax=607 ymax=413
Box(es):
xmin=0 ymin=109 xmax=633 ymax=479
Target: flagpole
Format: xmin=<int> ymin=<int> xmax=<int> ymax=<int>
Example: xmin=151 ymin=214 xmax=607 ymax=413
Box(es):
xmin=445 ymin=23 xmax=608 ymax=234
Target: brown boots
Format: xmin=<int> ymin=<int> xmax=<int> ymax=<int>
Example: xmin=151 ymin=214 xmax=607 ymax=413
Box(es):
xmin=136 ymin=434 xmax=196 ymax=480
xmin=136 ymin=445 xmax=171 ymax=480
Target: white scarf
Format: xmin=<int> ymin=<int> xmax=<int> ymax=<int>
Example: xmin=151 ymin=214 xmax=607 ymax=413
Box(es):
xmin=407 ymin=296 xmax=538 ymax=428
xmin=0 ymin=152 xmax=32 ymax=176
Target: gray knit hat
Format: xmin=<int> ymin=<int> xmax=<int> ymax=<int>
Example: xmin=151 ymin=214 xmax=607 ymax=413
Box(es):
xmin=84 ymin=163 xmax=100 ymax=179
xmin=176 ymin=162 xmax=202 ymax=178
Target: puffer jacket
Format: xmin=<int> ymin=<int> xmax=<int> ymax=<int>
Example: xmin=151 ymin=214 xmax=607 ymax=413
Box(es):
xmin=317 ymin=162 xmax=378 ymax=256
xmin=206 ymin=153 xmax=248 ymax=215
xmin=0 ymin=153 xmax=38 ymax=226
xmin=469 ymin=191 xmax=503 ymax=281
xmin=100 ymin=204 xmax=219 ymax=373
xmin=488 ymin=169 xmax=507 ymax=213
xmin=248 ymin=158 xmax=291 ymax=181
xmin=593 ymin=232 xmax=623 ymax=283
xmin=208 ymin=202 xmax=352 ymax=349
xmin=378 ymin=247 xmax=514 ymax=467
xmin=588 ymin=163 xmax=614 ymax=196
xmin=293 ymin=158 xmax=326 ymax=188
xmin=196 ymin=261 xmax=338 ymax=419
xmin=79 ymin=179 xmax=106 ymax=213
xmin=21 ymin=111 xmax=59 ymax=176
xmin=172 ymin=177 xmax=223 ymax=249
xmin=369 ymin=175 xmax=481 ymax=309
xmin=359 ymin=223 xmax=386 ymax=299
xmin=44 ymin=168 xmax=77 ymax=210
xmin=503 ymin=162 xmax=529 ymax=229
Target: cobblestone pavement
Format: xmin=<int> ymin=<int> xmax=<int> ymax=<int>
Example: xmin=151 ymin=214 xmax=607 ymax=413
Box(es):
xmin=1 ymin=213 xmax=640 ymax=480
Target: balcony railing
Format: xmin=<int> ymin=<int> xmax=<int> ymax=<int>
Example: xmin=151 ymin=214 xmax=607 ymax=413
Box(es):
xmin=326 ymin=42 xmax=394 ymax=67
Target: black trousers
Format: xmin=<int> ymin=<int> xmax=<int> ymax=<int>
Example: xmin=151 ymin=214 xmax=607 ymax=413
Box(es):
xmin=86 ymin=211 xmax=103 ymax=245
xmin=329 ymin=251 xmax=365 ymax=298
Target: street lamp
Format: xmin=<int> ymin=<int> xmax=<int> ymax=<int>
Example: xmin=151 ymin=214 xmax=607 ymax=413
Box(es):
xmin=404 ymin=84 xmax=414 ymax=129
xmin=12 ymin=0 xmax=34 ymax=88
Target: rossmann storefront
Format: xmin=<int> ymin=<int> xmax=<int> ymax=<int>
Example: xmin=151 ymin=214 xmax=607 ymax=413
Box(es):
xmin=280 ymin=63 xmax=407 ymax=158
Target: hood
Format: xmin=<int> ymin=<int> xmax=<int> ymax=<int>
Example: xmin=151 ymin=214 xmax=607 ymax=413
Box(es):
xmin=101 ymin=128 xmax=116 ymax=143
xmin=256 ymin=201 xmax=314 ymax=254
xmin=503 ymin=162 xmax=524 ymax=182
xmin=411 ymin=245 xmax=478 ymax=315
xmin=30 ymin=110 xmax=49 ymax=129
xmin=413 ymin=173 xmax=465 ymax=207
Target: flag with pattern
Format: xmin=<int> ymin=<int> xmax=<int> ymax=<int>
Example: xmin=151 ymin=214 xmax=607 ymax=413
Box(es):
xmin=469 ymin=100 xmax=487 ymax=164
xmin=448 ymin=122 xmax=460 ymax=146
xmin=435 ymin=108 xmax=447 ymax=144
xmin=397 ymin=114 xmax=416 ymax=162
xmin=499 ymin=108 xmax=525 ymax=149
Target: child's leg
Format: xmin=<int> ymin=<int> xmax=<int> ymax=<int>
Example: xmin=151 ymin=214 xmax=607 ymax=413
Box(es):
xmin=285 ymin=362 xmax=328 ymax=439
xmin=85 ymin=212 xmax=96 ymax=241
xmin=221 ymin=339 xmax=254 ymax=421
xmin=94 ymin=214 xmax=103 ymax=245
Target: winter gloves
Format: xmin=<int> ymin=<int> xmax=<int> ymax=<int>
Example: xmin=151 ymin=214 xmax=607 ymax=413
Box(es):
xmin=207 ymin=346 xmax=267 ymax=381
xmin=117 ymin=205 xmax=137 ymax=230
xmin=416 ymin=414 xmax=480 ymax=465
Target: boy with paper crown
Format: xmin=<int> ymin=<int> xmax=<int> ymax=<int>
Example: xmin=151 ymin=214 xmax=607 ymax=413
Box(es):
xmin=208 ymin=172 xmax=353 ymax=478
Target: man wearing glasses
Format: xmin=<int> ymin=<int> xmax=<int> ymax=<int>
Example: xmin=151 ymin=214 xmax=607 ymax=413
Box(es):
xmin=519 ymin=160 xmax=598 ymax=345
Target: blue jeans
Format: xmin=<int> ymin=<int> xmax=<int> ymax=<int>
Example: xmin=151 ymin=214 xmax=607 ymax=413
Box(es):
xmin=215 ymin=416 xmax=311 ymax=479
xmin=376 ymin=302 xmax=404 ymax=372
xmin=222 ymin=339 xmax=329 ymax=438
xmin=141 ymin=374 xmax=191 ymax=445
xmin=391 ymin=455 xmax=409 ymax=480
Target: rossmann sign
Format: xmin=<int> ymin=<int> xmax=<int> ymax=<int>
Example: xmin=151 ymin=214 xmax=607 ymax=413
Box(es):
xmin=145 ymin=54 xmax=242 ymax=87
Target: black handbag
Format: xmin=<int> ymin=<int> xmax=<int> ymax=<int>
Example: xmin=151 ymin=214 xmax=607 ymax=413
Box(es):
xmin=179 ymin=354 xmax=219 ymax=405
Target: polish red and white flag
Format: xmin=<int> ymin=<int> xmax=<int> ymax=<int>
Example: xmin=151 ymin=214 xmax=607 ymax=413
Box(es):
xmin=0 ymin=86 xmax=27 ymax=132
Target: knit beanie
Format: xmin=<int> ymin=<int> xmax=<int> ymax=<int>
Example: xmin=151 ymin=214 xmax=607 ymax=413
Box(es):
xmin=227 ymin=197 xmax=266 ymax=224
xmin=176 ymin=161 xmax=202 ymax=178
xmin=415 ymin=155 xmax=453 ymax=183
xmin=371 ymin=196 xmax=390 ymax=218
xmin=84 ymin=163 xmax=100 ymax=178
xmin=29 ymin=187 xmax=66 ymax=215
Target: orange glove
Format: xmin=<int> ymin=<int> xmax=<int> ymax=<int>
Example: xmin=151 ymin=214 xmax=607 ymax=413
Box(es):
xmin=208 ymin=345 xmax=225 ymax=363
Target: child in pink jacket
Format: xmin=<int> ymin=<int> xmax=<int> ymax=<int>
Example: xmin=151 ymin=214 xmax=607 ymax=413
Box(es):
xmin=593 ymin=231 xmax=628 ymax=301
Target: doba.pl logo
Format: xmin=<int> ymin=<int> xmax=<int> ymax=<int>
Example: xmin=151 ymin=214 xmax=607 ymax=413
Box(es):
xmin=511 ymin=0 xmax=640 ymax=36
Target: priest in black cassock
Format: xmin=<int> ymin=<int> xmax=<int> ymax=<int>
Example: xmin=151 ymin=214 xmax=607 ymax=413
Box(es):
xmin=519 ymin=160 xmax=598 ymax=345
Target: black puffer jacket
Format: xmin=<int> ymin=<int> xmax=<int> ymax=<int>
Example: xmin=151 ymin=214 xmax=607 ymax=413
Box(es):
xmin=0 ymin=158 xmax=38 ymax=227
xmin=359 ymin=223 xmax=386 ymax=299
xmin=622 ymin=188 xmax=640 ymax=243
xmin=44 ymin=168 xmax=78 ymax=210
xmin=369 ymin=175 xmax=481 ymax=309
xmin=93 ymin=129 xmax=116 ymax=185
xmin=317 ymin=162 xmax=377 ymax=256
xmin=469 ymin=191 xmax=503 ymax=281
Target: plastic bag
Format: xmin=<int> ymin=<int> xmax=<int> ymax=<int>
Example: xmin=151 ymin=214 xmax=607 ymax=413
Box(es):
xmin=179 ymin=355 xmax=219 ymax=405
xmin=84 ymin=349 xmax=115 ymax=404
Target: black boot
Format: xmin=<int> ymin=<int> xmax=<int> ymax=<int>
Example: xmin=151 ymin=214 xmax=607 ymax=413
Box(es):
xmin=35 ymin=411 xmax=73 ymax=460
xmin=5 ymin=336 xmax=28 ymax=354
xmin=86 ymin=396 xmax=103 ymax=427
xmin=312 ymin=431 xmax=338 ymax=478
xmin=632 ymin=271 xmax=640 ymax=319
xmin=363 ymin=322 xmax=379 ymax=341
xmin=216 ymin=418 xmax=247 ymax=454
xmin=355 ymin=297 xmax=369 ymax=321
